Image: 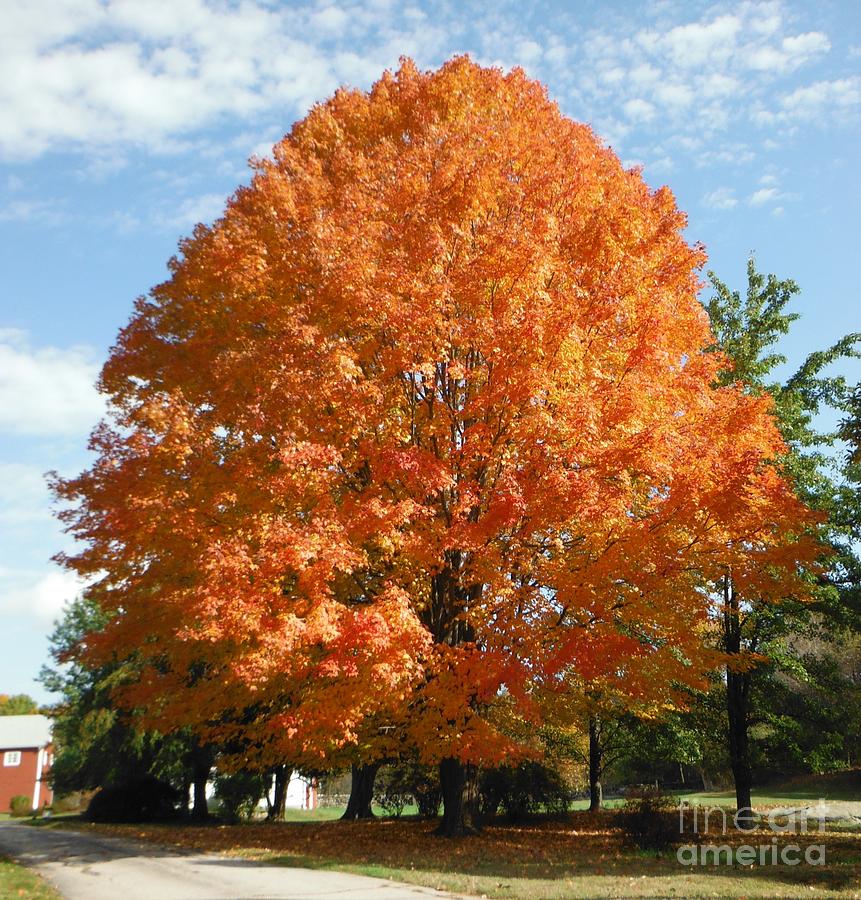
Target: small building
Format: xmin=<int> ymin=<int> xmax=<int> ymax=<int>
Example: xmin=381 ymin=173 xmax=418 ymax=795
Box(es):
xmin=281 ymin=771 xmax=318 ymax=810
xmin=0 ymin=715 xmax=52 ymax=813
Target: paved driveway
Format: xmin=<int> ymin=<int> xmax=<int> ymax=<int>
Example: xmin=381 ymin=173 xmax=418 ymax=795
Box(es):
xmin=0 ymin=822 xmax=456 ymax=899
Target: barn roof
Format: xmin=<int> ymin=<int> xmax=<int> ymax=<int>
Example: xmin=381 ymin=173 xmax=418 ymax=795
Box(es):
xmin=0 ymin=715 xmax=51 ymax=750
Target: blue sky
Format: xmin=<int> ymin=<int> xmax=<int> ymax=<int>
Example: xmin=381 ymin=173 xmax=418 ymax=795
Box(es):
xmin=1 ymin=0 xmax=859 ymax=704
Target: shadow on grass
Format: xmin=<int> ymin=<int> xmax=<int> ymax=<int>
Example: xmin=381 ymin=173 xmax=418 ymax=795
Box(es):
xmin=674 ymin=770 xmax=861 ymax=807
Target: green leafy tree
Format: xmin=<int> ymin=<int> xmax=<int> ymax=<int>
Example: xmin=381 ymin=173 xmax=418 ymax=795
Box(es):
xmin=705 ymin=258 xmax=860 ymax=815
xmin=835 ymin=387 xmax=861 ymax=626
xmin=0 ymin=694 xmax=39 ymax=715
xmin=841 ymin=386 xmax=861 ymax=464
xmin=39 ymin=596 xmax=211 ymax=817
xmin=212 ymin=770 xmax=269 ymax=822
xmin=757 ymin=635 xmax=861 ymax=775
xmin=614 ymin=711 xmax=710 ymax=789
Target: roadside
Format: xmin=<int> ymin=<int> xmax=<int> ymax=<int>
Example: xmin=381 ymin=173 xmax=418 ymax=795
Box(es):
xmin=0 ymin=821 xmax=455 ymax=899
xmin=0 ymin=854 xmax=61 ymax=899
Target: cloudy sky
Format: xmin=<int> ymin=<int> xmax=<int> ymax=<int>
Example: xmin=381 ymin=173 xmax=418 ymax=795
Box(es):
xmin=1 ymin=0 xmax=860 ymax=703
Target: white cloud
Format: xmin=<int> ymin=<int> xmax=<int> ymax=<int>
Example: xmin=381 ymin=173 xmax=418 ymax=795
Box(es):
xmin=593 ymin=115 xmax=631 ymax=149
xmin=0 ymin=0 xmax=852 ymax=174
xmin=753 ymin=77 xmax=861 ymax=126
xmin=695 ymin=143 xmax=756 ymax=167
xmin=0 ymin=199 xmax=64 ymax=225
xmin=106 ymin=210 xmax=142 ymax=234
xmin=744 ymin=32 xmax=829 ymax=73
xmin=598 ymin=65 xmax=626 ymax=86
xmin=648 ymin=155 xmax=673 ymax=175
xmin=749 ymin=186 xmax=780 ymax=206
xmin=536 ymin=3 xmax=847 ymax=160
xmin=0 ymin=464 xmax=52 ymax=526
xmin=628 ymin=63 xmax=660 ymax=87
xmin=662 ymin=14 xmax=742 ymax=68
xmin=0 ymin=568 xmax=84 ymax=625
xmin=310 ymin=5 xmax=350 ymax=33
xmin=249 ymin=139 xmax=276 ymax=161
xmin=623 ymin=98 xmax=656 ymax=122
xmin=749 ymin=6 xmax=781 ymax=37
xmin=164 ymin=191 xmax=227 ymax=230
xmin=544 ymin=43 xmax=567 ymax=66
xmin=700 ymin=73 xmax=740 ymax=99
xmin=516 ymin=39 xmax=542 ymax=66
xmin=778 ymin=78 xmax=861 ymax=121
xmin=744 ymin=45 xmax=783 ymax=71
xmin=702 ymin=187 xmax=738 ymax=210
xmin=75 ymin=151 xmax=129 ymax=181
xmin=781 ymin=32 xmax=830 ymax=61
xmin=0 ymin=0 xmax=447 ymax=160
xmin=654 ymin=82 xmax=694 ymax=110
xmin=0 ymin=330 xmax=104 ymax=437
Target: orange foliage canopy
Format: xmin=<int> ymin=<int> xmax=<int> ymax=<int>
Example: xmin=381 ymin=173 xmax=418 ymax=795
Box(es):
xmin=54 ymin=57 xmax=819 ymax=768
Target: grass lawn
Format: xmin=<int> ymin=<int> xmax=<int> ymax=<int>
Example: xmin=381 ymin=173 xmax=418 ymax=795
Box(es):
xmin=0 ymin=856 xmax=61 ymax=899
xmin=50 ymin=810 xmax=861 ymax=899
xmin=280 ymin=805 xmax=346 ymax=822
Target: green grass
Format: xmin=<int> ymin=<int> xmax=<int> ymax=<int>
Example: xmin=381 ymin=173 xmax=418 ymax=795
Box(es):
xmin=24 ymin=812 xmax=82 ymax=828
xmin=569 ymin=797 xmax=627 ymax=810
xmin=0 ymin=856 xmax=62 ymax=899
xmin=281 ymin=802 xmax=421 ymax=822
xmin=673 ymin=788 xmax=828 ymax=807
xmin=279 ymin=805 xmax=349 ymax=822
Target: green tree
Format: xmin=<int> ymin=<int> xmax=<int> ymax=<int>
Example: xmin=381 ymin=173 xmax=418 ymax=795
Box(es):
xmin=835 ymin=387 xmax=861 ymax=626
xmin=705 ymin=258 xmax=860 ymax=816
xmin=756 ymin=633 xmax=861 ymax=774
xmin=840 ymin=384 xmax=861 ymax=464
xmin=0 ymin=694 xmax=39 ymax=715
xmin=39 ymin=596 xmax=211 ymax=817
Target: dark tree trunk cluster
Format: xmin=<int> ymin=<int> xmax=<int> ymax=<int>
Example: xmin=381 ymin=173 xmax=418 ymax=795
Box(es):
xmin=342 ymin=763 xmax=380 ymax=820
xmin=190 ymin=744 xmax=213 ymax=822
xmin=588 ymin=715 xmax=603 ymax=812
xmin=435 ymin=757 xmax=479 ymax=837
xmin=267 ymin=764 xmax=289 ymax=821
xmin=723 ymin=575 xmax=755 ymax=829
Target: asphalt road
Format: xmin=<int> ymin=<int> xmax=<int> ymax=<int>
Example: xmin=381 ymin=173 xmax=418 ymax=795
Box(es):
xmin=0 ymin=821 xmax=456 ymax=899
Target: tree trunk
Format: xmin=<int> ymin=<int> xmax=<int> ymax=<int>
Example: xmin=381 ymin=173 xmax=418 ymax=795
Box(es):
xmin=727 ymin=666 xmax=755 ymax=827
xmin=267 ymin=765 xmax=288 ymax=821
xmin=183 ymin=738 xmax=214 ymax=823
xmin=191 ymin=754 xmax=210 ymax=822
xmin=723 ymin=575 xmax=755 ymax=830
xmin=342 ymin=763 xmax=379 ymax=820
xmin=436 ymin=757 xmax=479 ymax=836
xmin=180 ymin=775 xmax=190 ymax=817
xmin=588 ymin=715 xmax=603 ymax=812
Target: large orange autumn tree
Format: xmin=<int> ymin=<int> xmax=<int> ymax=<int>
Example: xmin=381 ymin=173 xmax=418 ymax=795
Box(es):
xmin=54 ymin=57 xmax=819 ymax=835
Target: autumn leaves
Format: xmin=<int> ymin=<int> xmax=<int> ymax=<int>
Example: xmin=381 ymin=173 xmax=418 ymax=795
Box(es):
xmin=52 ymin=57 xmax=820 ymax=834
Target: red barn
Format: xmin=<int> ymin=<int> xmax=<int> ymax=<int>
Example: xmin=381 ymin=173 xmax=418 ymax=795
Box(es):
xmin=0 ymin=715 xmax=52 ymax=812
